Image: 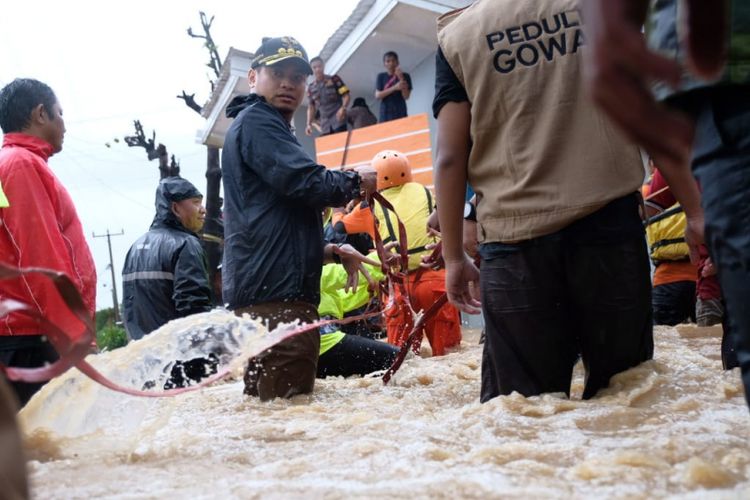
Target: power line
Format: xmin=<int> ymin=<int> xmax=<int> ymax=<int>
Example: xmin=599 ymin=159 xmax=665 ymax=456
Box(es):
xmin=93 ymin=229 xmax=124 ymax=323
xmin=59 ymin=151 xmax=153 ymax=210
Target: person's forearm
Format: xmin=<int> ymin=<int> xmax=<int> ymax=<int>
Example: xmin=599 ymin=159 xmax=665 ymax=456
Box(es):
xmin=307 ymin=104 xmax=315 ymax=126
xmin=323 ymin=243 xmax=337 ymax=264
xmin=435 ymin=101 xmax=472 ymax=262
xmin=435 ymin=152 xmax=468 ymax=263
xmin=342 ymin=93 xmax=350 ymax=109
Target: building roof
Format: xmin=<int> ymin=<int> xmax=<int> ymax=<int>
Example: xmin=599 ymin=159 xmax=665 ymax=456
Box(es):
xmin=318 ymin=0 xmax=378 ymax=62
xmin=197 ymin=0 xmax=473 ymax=148
xmin=200 ymin=47 xmax=253 ymax=120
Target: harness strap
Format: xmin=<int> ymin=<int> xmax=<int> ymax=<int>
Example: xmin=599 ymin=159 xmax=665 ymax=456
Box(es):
xmin=646 ymin=204 xmax=684 ymax=226
xmin=651 ymin=237 xmax=687 ymax=250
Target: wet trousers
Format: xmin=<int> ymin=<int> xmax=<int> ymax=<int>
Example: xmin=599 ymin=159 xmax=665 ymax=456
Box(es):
xmin=386 ymin=269 xmax=461 ymax=356
xmin=652 ymin=280 xmax=696 ymax=326
xmin=0 ymin=335 xmax=58 ymax=407
xmin=672 ymin=85 xmax=750 ymax=406
xmin=479 ymin=194 xmax=654 ymax=402
xmin=235 ymin=301 xmax=320 ymax=401
xmin=317 ymin=334 xmax=398 ymax=378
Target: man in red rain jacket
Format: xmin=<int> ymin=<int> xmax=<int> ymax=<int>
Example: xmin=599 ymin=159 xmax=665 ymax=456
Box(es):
xmin=0 ymin=78 xmax=96 ymax=406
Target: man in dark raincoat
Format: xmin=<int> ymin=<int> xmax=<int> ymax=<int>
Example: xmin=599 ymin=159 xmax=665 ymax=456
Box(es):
xmin=122 ymin=177 xmax=212 ymax=341
xmin=221 ymin=36 xmax=377 ymax=401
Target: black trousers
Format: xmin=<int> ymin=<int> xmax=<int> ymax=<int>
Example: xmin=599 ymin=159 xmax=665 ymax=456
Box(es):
xmin=652 ymin=280 xmax=696 ymax=326
xmin=317 ymin=334 xmax=398 ymax=378
xmin=0 ymin=335 xmax=59 ymax=407
xmin=479 ymin=194 xmax=653 ymax=402
xmin=671 ymin=85 xmax=750 ymax=406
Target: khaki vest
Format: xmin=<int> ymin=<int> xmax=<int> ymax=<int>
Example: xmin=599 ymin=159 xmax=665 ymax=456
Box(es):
xmin=437 ymin=0 xmax=645 ymax=243
xmin=373 ymin=182 xmax=436 ymax=271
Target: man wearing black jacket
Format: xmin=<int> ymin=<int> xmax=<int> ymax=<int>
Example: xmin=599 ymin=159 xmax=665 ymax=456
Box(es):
xmin=122 ymin=177 xmax=212 ymax=341
xmin=221 ymin=36 xmax=376 ymax=401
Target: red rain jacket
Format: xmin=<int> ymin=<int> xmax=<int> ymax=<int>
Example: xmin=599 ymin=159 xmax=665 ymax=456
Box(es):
xmin=0 ymin=133 xmax=96 ymax=338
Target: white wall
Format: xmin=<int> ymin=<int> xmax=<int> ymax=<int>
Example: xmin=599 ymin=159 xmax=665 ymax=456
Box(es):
xmin=293 ymin=106 xmax=316 ymax=156
xmin=404 ymin=49 xmax=439 ymax=154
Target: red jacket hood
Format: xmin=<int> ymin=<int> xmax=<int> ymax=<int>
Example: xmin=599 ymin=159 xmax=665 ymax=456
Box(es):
xmin=2 ymin=133 xmax=54 ymax=162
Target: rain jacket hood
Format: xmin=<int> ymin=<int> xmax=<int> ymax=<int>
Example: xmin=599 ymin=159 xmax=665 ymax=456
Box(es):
xmin=151 ymin=176 xmax=203 ymax=232
xmin=225 ymin=94 xmax=256 ymax=119
xmin=122 ymin=177 xmax=211 ymax=341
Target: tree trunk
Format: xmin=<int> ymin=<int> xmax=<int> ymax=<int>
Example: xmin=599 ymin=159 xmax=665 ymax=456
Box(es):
xmin=202 ymin=146 xmax=223 ymax=304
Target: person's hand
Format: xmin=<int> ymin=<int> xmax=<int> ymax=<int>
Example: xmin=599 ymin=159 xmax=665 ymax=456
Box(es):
xmin=381 ymin=241 xmax=402 ymax=270
xmin=701 ymin=256 xmax=717 ymax=278
xmin=397 ymin=80 xmax=408 ymax=91
xmin=445 ymin=255 xmax=481 ymax=314
xmin=336 ymin=107 xmax=346 ymax=123
xmin=359 ymin=265 xmax=378 ymax=295
xmin=305 ymin=124 xmax=313 ymax=136
xmin=333 ymin=243 xmax=379 ymax=293
xmin=355 ymin=165 xmax=377 ymax=197
xmin=685 ymin=212 xmax=706 ymax=265
xmin=463 ymin=219 xmax=478 ymax=259
xmin=420 ymin=242 xmax=444 ymax=270
xmin=582 ymin=0 xmax=695 ymax=170
xmin=395 ymin=66 xmax=404 ymax=79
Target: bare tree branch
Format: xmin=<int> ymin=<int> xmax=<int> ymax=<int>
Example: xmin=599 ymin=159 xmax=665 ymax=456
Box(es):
xmin=177 ymin=91 xmax=203 ymax=114
xmin=124 ymin=120 xmax=179 ymax=179
xmin=187 ymin=11 xmax=222 ymax=81
xmin=124 ymin=120 xmax=160 ymax=161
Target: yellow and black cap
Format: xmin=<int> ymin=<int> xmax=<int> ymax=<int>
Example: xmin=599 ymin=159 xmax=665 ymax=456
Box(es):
xmin=250 ymin=36 xmax=313 ymax=75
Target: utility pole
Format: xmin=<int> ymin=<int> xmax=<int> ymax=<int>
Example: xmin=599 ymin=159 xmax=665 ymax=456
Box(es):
xmin=93 ymin=229 xmax=124 ymax=323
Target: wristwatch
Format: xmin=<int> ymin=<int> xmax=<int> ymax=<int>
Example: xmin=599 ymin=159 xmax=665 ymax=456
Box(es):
xmin=463 ymin=201 xmax=477 ymax=222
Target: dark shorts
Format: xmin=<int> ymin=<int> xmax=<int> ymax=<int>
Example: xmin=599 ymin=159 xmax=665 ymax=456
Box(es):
xmin=0 ymin=335 xmax=59 ymax=407
xmin=652 ymin=280 xmax=696 ymax=326
xmin=478 ymin=194 xmax=653 ymax=401
xmin=235 ymin=301 xmax=320 ymax=401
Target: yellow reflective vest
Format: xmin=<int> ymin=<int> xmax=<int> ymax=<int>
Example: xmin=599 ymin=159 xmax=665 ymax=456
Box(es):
xmin=0 ymin=181 xmax=8 ymax=208
xmin=373 ymin=182 xmax=436 ymax=272
xmin=645 ymin=203 xmax=690 ymax=261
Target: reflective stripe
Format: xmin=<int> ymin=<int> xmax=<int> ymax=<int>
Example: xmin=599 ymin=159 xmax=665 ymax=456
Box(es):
xmin=122 ymin=271 xmax=174 ymax=282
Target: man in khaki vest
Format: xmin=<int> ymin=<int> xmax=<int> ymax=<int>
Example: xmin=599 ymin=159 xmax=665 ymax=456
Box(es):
xmin=433 ymin=0 xmax=653 ymax=402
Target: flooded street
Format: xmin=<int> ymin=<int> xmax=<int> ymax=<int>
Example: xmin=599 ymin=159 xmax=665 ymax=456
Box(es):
xmin=19 ymin=321 xmax=750 ymax=499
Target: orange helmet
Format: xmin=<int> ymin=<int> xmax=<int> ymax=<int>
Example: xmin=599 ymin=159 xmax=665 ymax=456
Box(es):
xmin=372 ymin=150 xmax=412 ymax=191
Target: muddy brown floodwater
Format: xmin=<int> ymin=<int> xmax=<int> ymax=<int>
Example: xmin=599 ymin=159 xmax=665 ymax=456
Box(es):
xmin=18 ymin=319 xmax=750 ymax=499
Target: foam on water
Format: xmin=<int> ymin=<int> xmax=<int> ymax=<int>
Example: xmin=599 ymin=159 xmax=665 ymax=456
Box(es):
xmin=18 ymin=323 xmax=750 ymax=499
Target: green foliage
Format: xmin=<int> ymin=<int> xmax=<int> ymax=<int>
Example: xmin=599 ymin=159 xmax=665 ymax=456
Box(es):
xmin=96 ymin=325 xmax=128 ymax=352
xmin=95 ymin=308 xmax=116 ymax=332
xmin=95 ymin=308 xmax=127 ymax=351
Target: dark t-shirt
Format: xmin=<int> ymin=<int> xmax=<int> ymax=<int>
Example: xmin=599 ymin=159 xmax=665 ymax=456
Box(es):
xmin=432 ymin=47 xmax=469 ymax=118
xmin=376 ymin=71 xmax=412 ymax=122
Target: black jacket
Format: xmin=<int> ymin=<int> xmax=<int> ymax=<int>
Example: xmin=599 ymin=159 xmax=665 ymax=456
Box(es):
xmin=221 ymin=94 xmax=360 ymax=309
xmin=122 ymin=177 xmax=212 ymax=341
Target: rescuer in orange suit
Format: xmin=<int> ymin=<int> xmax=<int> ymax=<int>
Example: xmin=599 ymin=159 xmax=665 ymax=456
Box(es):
xmin=333 ymin=150 xmax=461 ymax=355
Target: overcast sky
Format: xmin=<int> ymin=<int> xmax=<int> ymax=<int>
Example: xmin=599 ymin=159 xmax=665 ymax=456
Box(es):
xmin=0 ymin=0 xmax=359 ymax=311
